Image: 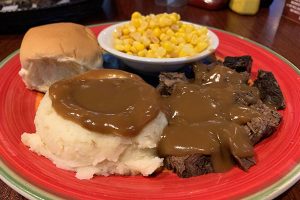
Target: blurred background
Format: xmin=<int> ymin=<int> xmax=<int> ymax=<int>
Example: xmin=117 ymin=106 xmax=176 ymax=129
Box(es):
xmin=0 ymin=0 xmax=292 ymax=34
xmin=1 ymin=0 xmax=299 ymax=66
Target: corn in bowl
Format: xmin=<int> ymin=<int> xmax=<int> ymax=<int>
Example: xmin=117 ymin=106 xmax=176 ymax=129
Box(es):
xmin=113 ymin=12 xmax=209 ymax=58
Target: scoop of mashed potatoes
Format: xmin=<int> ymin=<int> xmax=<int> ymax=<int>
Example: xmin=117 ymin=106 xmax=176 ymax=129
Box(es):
xmin=21 ymin=92 xmax=167 ymax=179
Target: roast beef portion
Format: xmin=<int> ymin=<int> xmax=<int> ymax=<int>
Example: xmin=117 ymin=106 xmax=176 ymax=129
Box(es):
xmin=157 ymin=72 xmax=189 ymax=96
xmin=254 ymin=70 xmax=286 ymax=110
xmin=157 ymin=57 xmax=284 ymax=178
xmin=160 ymin=100 xmax=281 ymax=178
xmin=245 ymin=100 xmax=282 ymax=145
xmin=164 ymin=154 xmax=213 ymax=178
xmin=223 ymin=55 xmax=253 ymax=73
xmin=234 ymin=156 xmax=256 ymax=171
xmin=164 ymin=154 xmax=257 ymax=178
xmin=193 ymin=62 xmax=250 ymax=84
xmin=234 ymin=89 xmax=259 ymax=106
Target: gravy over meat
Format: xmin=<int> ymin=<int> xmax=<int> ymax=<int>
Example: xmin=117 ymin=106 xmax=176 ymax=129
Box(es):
xmin=49 ymin=66 xmax=261 ymax=172
xmin=49 ymin=69 xmax=161 ymax=137
xmin=158 ymin=65 xmax=261 ymax=172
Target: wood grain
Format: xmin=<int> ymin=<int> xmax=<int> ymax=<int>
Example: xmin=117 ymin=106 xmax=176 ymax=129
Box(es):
xmin=1 ymin=0 xmax=299 ymax=199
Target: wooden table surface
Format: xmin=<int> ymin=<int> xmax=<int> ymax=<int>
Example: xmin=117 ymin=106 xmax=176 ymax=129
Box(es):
xmin=0 ymin=0 xmax=299 ymax=199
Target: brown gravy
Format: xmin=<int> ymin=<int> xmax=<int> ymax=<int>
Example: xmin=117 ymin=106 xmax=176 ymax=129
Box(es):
xmin=49 ymin=66 xmax=260 ymax=173
xmin=158 ymin=65 xmax=260 ymax=172
xmin=49 ymin=69 xmax=161 ymax=137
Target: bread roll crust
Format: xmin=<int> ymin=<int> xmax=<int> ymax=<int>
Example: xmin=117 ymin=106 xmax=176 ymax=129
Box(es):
xmin=19 ymin=22 xmax=103 ymax=92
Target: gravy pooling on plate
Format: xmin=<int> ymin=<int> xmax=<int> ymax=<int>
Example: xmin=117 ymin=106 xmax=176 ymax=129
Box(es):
xmin=49 ymin=69 xmax=161 ymax=137
xmin=158 ymin=64 xmax=261 ymax=172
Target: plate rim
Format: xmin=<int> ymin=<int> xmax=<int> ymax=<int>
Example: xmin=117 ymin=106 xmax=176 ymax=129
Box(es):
xmin=0 ymin=23 xmax=300 ymax=200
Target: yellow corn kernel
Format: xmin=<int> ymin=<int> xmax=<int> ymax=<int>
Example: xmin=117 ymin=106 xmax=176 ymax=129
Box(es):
xmin=199 ymin=35 xmax=208 ymax=42
xmin=160 ymin=27 xmax=168 ymax=33
xmin=159 ymin=33 xmax=168 ymax=41
xmin=196 ymin=27 xmax=208 ymax=36
xmin=124 ymin=44 xmax=131 ymax=52
xmin=175 ymin=13 xmax=180 ymax=21
xmin=185 ymin=24 xmax=193 ymax=33
xmin=178 ymin=50 xmax=186 ymax=57
xmin=130 ymin=32 xmax=142 ymax=42
xmin=159 ymin=16 xmax=172 ymax=27
xmin=149 ymin=20 xmax=156 ymax=28
xmin=131 ymin=11 xmax=142 ymax=19
xmin=190 ymin=31 xmax=199 ymax=38
xmin=175 ymin=32 xmax=185 ymax=38
xmin=172 ymin=47 xmax=179 ymax=56
xmin=154 ymin=47 xmax=167 ymax=58
xmin=170 ymin=36 xmax=178 ymax=45
xmin=179 ymin=44 xmax=195 ymax=57
xmin=150 ymin=36 xmax=159 ymax=44
xmin=133 ymin=41 xmax=145 ymax=51
xmin=112 ymin=30 xmax=121 ymax=38
xmin=140 ymin=36 xmax=150 ymax=46
xmin=166 ymin=28 xmax=175 ymax=36
xmin=137 ymin=49 xmax=147 ymax=57
xmin=146 ymin=50 xmax=155 ymax=58
xmin=115 ymin=44 xmax=125 ymax=51
xmin=122 ymin=28 xmax=130 ymax=35
xmin=123 ymin=38 xmax=133 ymax=45
xmin=185 ymin=34 xmax=192 ymax=43
xmin=170 ymin=24 xmax=179 ymax=31
xmin=148 ymin=14 xmax=155 ymax=19
xmin=145 ymin=29 xmax=152 ymax=37
xmin=190 ymin=34 xmax=199 ymax=45
xmin=186 ymin=31 xmax=198 ymax=43
xmin=177 ymin=37 xmax=185 ymax=44
xmin=128 ymin=24 xmax=136 ymax=33
xmin=170 ymin=13 xmax=178 ymax=23
xmin=119 ymin=35 xmax=130 ymax=40
xmin=137 ymin=27 xmax=146 ymax=33
xmin=126 ymin=51 xmax=133 ymax=55
xmin=195 ymin=42 xmax=208 ymax=53
xmin=176 ymin=21 xmax=182 ymax=27
xmin=132 ymin=19 xmax=141 ymax=27
xmin=130 ymin=46 xmax=137 ymax=53
xmin=170 ymin=46 xmax=179 ymax=57
xmin=114 ymin=39 xmax=123 ymax=45
xmin=161 ymin=41 xmax=173 ymax=52
xmin=177 ymin=28 xmax=185 ymax=33
xmin=140 ymin=21 xmax=148 ymax=30
xmin=178 ymin=42 xmax=185 ymax=48
xmin=150 ymin=43 xmax=159 ymax=50
xmin=153 ymin=27 xmax=161 ymax=37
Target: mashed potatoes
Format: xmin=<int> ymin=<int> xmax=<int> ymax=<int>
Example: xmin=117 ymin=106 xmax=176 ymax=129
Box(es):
xmin=22 ymin=92 xmax=168 ymax=179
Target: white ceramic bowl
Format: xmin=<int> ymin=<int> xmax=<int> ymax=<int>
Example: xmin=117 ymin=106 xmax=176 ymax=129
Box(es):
xmin=98 ymin=21 xmax=219 ymax=73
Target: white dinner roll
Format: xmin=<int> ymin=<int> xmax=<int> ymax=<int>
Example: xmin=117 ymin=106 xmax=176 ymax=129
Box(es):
xmin=19 ymin=22 xmax=103 ymax=92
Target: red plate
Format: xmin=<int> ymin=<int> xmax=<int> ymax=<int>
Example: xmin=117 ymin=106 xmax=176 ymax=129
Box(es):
xmin=1 ymin=24 xmax=300 ymax=200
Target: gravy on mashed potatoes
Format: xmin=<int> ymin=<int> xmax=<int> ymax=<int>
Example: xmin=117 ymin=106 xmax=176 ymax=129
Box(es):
xmin=21 ymin=69 xmax=167 ymax=179
xmin=49 ymin=69 xmax=161 ymax=137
